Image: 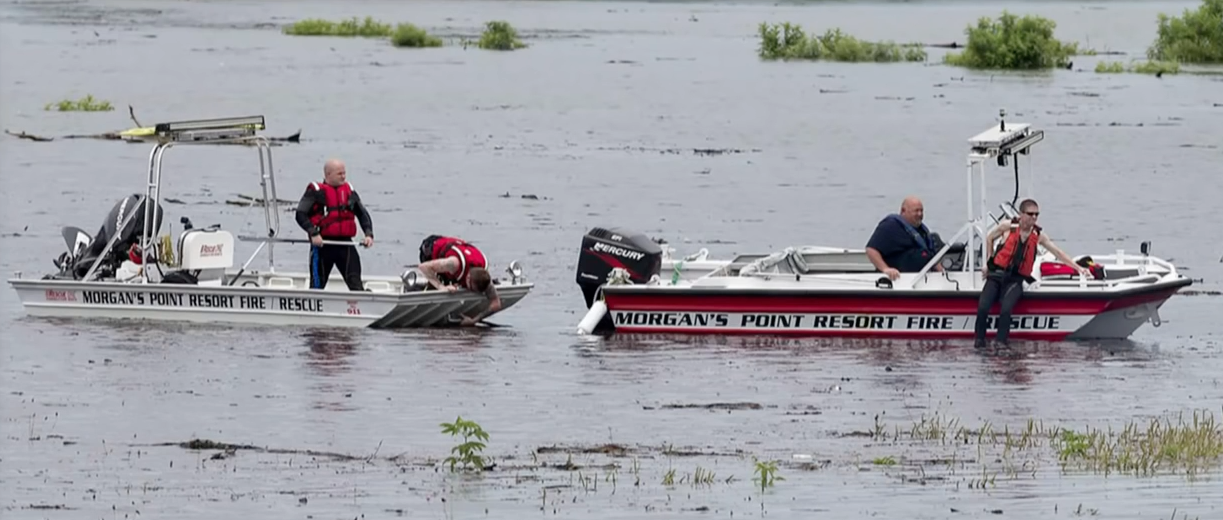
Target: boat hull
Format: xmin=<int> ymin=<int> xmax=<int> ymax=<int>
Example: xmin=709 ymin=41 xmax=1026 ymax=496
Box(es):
xmin=598 ymin=279 xmax=1190 ymax=340
xmin=9 ymin=269 xmax=533 ymax=329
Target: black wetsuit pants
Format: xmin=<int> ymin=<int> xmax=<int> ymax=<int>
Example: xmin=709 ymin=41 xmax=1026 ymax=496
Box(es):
xmin=974 ymin=274 xmax=1025 ymax=345
xmin=309 ymin=242 xmax=364 ymax=291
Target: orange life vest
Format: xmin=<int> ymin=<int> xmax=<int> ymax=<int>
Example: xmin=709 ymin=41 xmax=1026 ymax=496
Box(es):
xmin=991 ymin=224 xmax=1041 ymax=277
xmin=308 ymin=182 xmax=357 ymax=238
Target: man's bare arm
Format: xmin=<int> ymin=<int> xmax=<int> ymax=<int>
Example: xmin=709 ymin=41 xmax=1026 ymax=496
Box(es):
xmin=418 ymin=257 xmax=460 ymax=290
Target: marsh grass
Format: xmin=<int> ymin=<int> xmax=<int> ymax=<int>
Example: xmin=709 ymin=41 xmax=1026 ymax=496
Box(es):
xmin=1095 ymin=60 xmax=1181 ymax=75
xmin=943 ymin=11 xmax=1081 ymax=69
xmin=44 ymin=95 xmax=113 ymax=112
xmin=478 ymin=21 xmax=526 ymax=51
xmin=867 ymin=409 xmax=1223 ymax=480
xmin=758 ymin=23 xmax=927 ymax=62
xmin=1147 ymin=0 xmax=1223 ymax=64
xmin=282 ymin=16 xmax=393 ymax=37
xmin=391 ymin=23 xmax=443 ymax=48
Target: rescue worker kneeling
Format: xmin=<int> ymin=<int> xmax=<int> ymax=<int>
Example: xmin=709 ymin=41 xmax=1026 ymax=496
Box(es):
xmin=417 ymin=235 xmax=502 ymax=327
xmin=975 ymin=199 xmax=1089 ymax=349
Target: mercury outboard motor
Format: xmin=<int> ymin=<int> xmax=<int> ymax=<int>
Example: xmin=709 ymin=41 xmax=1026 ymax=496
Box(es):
xmin=58 ymin=193 xmax=164 ymax=280
xmin=575 ymin=226 xmax=663 ymax=309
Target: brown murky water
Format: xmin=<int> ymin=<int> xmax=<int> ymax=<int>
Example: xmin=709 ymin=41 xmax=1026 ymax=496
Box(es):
xmin=2 ymin=0 xmax=1222 ymax=518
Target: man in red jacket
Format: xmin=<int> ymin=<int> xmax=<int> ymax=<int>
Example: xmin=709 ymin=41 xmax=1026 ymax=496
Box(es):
xmin=294 ymin=159 xmax=374 ymax=290
xmin=417 ymin=235 xmax=501 ymax=326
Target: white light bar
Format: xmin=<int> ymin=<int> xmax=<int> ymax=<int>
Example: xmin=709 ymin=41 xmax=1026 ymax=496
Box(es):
xmin=968 ymin=123 xmax=1043 ymax=157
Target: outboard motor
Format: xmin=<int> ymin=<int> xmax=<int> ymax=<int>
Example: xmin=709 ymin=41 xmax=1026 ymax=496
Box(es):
xmin=62 ymin=193 xmax=164 ymax=280
xmin=575 ymin=226 xmax=665 ymax=336
xmin=575 ymin=226 xmax=663 ymax=309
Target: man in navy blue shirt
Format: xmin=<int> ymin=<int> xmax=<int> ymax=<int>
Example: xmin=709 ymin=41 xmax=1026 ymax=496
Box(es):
xmin=865 ymin=196 xmax=944 ymax=280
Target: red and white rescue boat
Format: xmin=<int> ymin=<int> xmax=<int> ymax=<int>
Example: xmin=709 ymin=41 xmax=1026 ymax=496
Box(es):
xmin=573 ymin=113 xmax=1192 ymax=340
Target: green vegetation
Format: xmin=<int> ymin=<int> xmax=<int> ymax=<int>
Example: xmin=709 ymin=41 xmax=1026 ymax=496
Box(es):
xmin=440 ymin=416 xmax=490 ymax=472
xmin=1148 ymin=0 xmax=1223 ymax=64
xmin=282 ymin=16 xmax=394 ymax=37
xmin=391 ymin=23 xmax=442 ymax=48
xmin=1095 ymin=59 xmax=1181 ymax=75
xmin=751 ymin=458 xmax=783 ymax=491
xmin=943 ymin=12 xmax=1082 ymax=70
xmin=478 ymin=20 xmax=526 ymax=50
xmin=758 ymin=23 xmax=926 ymax=62
xmin=44 ymin=95 xmax=113 ymax=112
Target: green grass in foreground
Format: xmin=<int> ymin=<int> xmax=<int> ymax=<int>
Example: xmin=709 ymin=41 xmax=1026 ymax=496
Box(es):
xmin=758 ymin=23 xmax=926 ymax=63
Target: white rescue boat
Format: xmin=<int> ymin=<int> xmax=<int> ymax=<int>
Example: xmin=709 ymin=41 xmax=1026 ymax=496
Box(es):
xmin=574 ymin=111 xmax=1192 ymax=340
xmin=8 ymin=115 xmax=533 ymax=328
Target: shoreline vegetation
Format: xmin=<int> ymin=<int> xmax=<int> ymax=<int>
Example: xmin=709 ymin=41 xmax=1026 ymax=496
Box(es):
xmin=281 ymin=16 xmax=525 ymax=50
xmin=758 ymin=0 xmax=1221 ymax=75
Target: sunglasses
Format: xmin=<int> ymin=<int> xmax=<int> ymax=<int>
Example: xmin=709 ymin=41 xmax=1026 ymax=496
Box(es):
xmin=1024 ymin=211 xmax=1040 ymax=217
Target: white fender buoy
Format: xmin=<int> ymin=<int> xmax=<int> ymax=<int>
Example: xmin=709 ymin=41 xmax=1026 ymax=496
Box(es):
xmin=577 ymin=300 xmax=608 ymax=335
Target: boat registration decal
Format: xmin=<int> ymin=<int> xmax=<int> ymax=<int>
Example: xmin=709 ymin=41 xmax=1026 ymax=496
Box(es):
xmin=68 ymin=289 xmax=327 ymax=313
xmin=611 ymin=311 xmax=1089 ymax=332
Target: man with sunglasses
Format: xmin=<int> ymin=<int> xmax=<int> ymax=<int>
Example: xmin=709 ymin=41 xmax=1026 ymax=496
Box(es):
xmin=974 ymin=198 xmax=1089 ymax=349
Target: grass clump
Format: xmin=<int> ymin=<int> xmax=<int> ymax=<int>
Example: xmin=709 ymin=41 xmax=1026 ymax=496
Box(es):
xmin=1095 ymin=59 xmax=1181 ymax=75
xmin=391 ymin=23 xmax=442 ymax=48
xmin=758 ymin=23 xmax=926 ymax=62
xmin=44 ymin=95 xmax=113 ymax=112
xmin=477 ymin=20 xmax=526 ymax=51
xmin=1052 ymin=410 xmax=1223 ymax=476
xmin=1147 ymin=0 xmax=1223 ymax=64
xmin=282 ymin=16 xmax=393 ymax=38
xmin=943 ymin=11 xmax=1081 ymax=70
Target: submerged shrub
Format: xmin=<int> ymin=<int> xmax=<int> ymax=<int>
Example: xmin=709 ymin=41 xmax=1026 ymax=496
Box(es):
xmin=758 ymin=23 xmax=926 ymax=63
xmin=282 ymin=16 xmax=394 ymax=37
xmin=1147 ymin=0 xmax=1223 ymax=64
xmin=44 ymin=95 xmax=113 ymax=112
xmin=478 ymin=20 xmax=526 ymax=51
xmin=943 ymin=12 xmax=1080 ymax=70
xmin=391 ymin=23 xmax=442 ymax=48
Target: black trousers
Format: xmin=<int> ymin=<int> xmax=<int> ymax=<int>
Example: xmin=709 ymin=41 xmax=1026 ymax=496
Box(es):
xmin=309 ymin=243 xmax=363 ymax=290
xmin=974 ymin=274 xmax=1025 ymax=344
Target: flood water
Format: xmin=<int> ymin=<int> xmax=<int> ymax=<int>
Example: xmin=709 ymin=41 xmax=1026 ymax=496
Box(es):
xmin=2 ymin=0 xmax=1222 ymax=518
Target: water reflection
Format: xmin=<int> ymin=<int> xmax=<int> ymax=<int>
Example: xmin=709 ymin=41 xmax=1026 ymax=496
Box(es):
xmin=300 ymin=327 xmax=360 ymax=412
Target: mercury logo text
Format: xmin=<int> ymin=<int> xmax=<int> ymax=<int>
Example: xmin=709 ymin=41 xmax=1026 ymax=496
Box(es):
xmin=593 ymin=242 xmax=645 ymax=261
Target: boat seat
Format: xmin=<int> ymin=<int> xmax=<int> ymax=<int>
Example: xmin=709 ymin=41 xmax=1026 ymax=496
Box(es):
xmin=266 ymin=277 xmax=295 ymax=289
xmin=363 ymin=280 xmax=393 ymax=292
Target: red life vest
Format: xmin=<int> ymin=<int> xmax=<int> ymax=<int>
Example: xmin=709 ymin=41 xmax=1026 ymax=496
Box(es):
xmin=308 ymin=181 xmax=357 ymax=238
xmin=429 ymin=236 xmax=487 ymax=284
xmin=991 ymin=224 xmax=1041 ymax=277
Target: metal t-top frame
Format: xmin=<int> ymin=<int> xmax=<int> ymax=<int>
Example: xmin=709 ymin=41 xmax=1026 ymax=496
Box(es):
xmin=910 ymin=109 xmax=1045 ymax=289
xmin=81 ymin=115 xmax=280 ymax=282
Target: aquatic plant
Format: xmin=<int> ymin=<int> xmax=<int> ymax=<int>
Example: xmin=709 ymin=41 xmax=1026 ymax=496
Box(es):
xmin=282 ymin=16 xmax=393 ymax=38
xmin=391 ymin=23 xmax=443 ymax=48
xmin=943 ymin=11 xmax=1081 ymax=70
xmin=440 ymin=416 xmax=490 ymax=472
xmin=758 ymin=23 xmax=926 ymax=62
xmin=1095 ymin=59 xmax=1181 ymax=75
xmin=478 ymin=20 xmax=526 ymax=51
xmin=751 ymin=458 xmax=783 ymax=491
xmin=1051 ymin=410 xmax=1223 ymax=476
xmin=1147 ymin=0 xmax=1223 ymax=64
xmin=44 ymin=95 xmax=113 ymax=112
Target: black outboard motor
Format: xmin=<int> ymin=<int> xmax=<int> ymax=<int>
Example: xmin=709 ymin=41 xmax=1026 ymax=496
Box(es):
xmin=576 ymin=226 xmax=663 ymax=309
xmin=64 ymin=193 xmax=164 ymax=280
